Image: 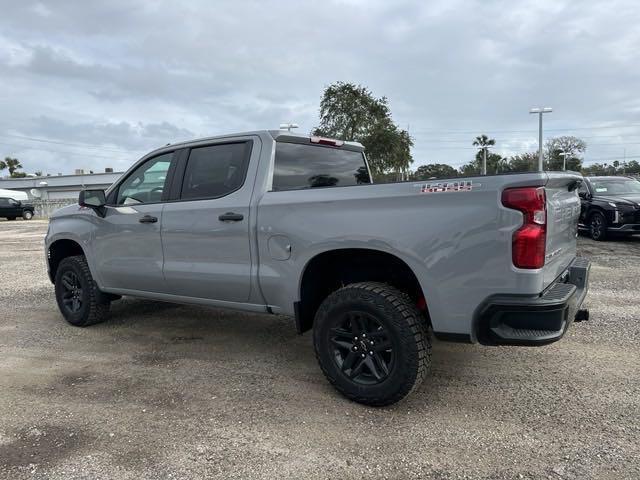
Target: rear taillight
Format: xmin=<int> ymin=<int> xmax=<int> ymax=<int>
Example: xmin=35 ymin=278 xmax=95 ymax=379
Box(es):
xmin=501 ymin=186 xmax=546 ymax=269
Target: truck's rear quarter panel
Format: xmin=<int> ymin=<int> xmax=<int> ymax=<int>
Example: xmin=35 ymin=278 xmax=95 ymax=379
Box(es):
xmin=257 ymin=172 xmax=576 ymax=340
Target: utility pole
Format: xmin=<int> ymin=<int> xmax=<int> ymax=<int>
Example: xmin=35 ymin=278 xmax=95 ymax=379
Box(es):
xmin=529 ymin=107 xmax=553 ymax=171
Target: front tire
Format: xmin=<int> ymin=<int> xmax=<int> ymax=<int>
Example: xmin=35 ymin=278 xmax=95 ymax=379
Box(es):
xmin=22 ymin=211 xmax=33 ymax=220
xmin=313 ymin=282 xmax=431 ymax=406
xmin=54 ymin=255 xmax=110 ymax=326
xmin=589 ymin=211 xmax=607 ymax=241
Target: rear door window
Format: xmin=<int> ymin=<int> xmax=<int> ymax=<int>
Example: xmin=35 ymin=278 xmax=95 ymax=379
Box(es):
xmin=180 ymin=142 xmax=252 ymax=200
xmin=272 ymin=142 xmax=370 ymax=191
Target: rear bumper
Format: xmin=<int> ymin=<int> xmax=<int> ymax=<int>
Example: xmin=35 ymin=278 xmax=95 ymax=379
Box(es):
xmin=475 ymin=257 xmax=591 ymax=346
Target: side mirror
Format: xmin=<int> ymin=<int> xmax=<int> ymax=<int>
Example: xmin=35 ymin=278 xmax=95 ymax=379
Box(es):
xmin=79 ymin=189 xmax=106 ymax=208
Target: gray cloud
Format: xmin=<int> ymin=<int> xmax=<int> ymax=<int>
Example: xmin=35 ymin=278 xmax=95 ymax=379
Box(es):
xmin=0 ymin=0 xmax=639 ymax=175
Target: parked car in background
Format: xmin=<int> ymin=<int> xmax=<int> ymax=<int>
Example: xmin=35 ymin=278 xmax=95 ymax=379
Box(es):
xmin=0 ymin=197 xmax=34 ymax=220
xmin=578 ymin=176 xmax=640 ymax=240
xmin=45 ymin=130 xmax=590 ymax=406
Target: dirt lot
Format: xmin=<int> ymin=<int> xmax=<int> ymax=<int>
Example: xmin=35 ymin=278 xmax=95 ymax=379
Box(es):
xmin=0 ymin=219 xmax=638 ymax=479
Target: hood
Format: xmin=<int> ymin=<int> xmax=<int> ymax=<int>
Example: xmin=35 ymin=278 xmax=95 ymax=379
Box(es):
xmin=49 ymin=203 xmax=83 ymax=219
xmin=594 ymin=194 xmax=640 ymax=207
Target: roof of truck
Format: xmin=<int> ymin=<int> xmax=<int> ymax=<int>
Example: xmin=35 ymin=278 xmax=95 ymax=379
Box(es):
xmin=147 ymin=130 xmax=364 ymax=156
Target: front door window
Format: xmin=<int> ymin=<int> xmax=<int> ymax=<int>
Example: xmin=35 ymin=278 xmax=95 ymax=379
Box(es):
xmin=117 ymin=154 xmax=172 ymax=205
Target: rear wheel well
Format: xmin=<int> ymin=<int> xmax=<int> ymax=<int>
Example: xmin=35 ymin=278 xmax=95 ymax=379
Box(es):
xmin=296 ymin=249 xmax=428 ymax=334
xmin=48 ymin=239 xmax=85 ymax=283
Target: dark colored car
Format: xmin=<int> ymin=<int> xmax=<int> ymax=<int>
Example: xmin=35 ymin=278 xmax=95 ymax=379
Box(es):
xmin=578 ymin=176 xmax=640 ymax=240
xmin=0 ymin=197 xmax=35 ymax=220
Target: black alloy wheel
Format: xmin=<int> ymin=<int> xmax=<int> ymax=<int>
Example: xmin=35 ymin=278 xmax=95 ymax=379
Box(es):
xmin=589 ymin=212 xmax=607 ymax=241
xmin=329 ymin=311 xmax=394 ymax=385
xmin=60 ymin=270 xmax=84 ymax=314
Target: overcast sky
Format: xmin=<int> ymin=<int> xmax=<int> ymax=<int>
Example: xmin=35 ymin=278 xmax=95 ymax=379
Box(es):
xmin=1 ymin=0 xmax=639 ymax=175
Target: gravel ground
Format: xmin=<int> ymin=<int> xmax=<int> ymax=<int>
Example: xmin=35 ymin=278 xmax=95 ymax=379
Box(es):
xmin=0 ymin=219 xmax=639 ymax=479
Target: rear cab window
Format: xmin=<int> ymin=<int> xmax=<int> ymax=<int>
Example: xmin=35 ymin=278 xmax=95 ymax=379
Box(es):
xmin=272 ymin=142 xmax=370 ymax=191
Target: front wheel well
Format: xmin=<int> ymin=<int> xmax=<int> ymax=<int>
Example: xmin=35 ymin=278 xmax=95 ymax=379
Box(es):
xmin=48 ymin=239 xmax=85 ymax=283
xmin=296 ymin=249 xmax=428 ymax=334
xmin=588 ymin=208 xmax=606 ymax=220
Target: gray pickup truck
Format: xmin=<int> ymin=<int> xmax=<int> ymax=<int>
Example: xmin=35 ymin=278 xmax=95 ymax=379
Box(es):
xmin=45 ymin=130 xmax=590 ymax=405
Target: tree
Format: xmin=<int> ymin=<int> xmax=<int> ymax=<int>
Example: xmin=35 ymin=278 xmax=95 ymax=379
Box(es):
xmin=507 ymin=152 xmax=538 ymax=172
xmin=413 ymin=163 xmax=458 ymax=180
xmin=581 ymin=163 xmax=606 ymax=176
xmin=545 ymin=136 xmax=586 ymax=171
xmin=472 ymin=134 xmax=496 ymax=149
xmin=3 ymin=157 xmax=23 ymax=177
xmin=313 ymin=82 xmax=413 ymax=177
xmin=625 ymin=160 xmax=640 ymax=174
xmin=460 ymin=135 xmax=506 ymax=175
xmin=460 ymin=152 xmax=505 ymax=176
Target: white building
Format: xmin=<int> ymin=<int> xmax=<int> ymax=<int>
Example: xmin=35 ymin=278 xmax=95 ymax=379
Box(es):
xmin=0 ymin=171 xmax=123 ymax=201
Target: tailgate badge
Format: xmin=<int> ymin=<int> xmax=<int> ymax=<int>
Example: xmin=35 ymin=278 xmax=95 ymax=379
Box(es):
xmin=420 ymin=180 xmax=473 ymax=193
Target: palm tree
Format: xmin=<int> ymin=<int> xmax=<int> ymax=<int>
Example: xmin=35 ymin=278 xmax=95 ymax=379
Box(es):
xmin=472 ymin=135 xmax=496 ymax=174
xmin=4 ymin=157 xmax=23 ymax=176
xmin=472 ymin=134 xmax=496 ymax=149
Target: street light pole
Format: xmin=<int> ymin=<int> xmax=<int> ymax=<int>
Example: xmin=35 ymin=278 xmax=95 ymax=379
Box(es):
xmin=559 ymin=151 xmax=569 ymax=171
xmin=483 ymin=147 xmax=487 ymax=176
xmin=476 ymin=145 xmax=491 ymax=175
xmin=529 ymin=107 xmax=553 ymax=171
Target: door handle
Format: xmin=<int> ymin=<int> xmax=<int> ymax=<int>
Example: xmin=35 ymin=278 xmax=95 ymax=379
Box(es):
xmin=139 ymin=215 xmax=158 ymax=224
xmin=218 ymin=212 xmax=244 ymax=222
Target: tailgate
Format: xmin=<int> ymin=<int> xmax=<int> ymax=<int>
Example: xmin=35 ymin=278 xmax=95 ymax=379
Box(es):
xmin=542 ymin=172 xmax=583 ymax=287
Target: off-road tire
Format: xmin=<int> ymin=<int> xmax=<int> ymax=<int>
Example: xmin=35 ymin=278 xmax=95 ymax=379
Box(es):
xmin=313 ymin=282 xmax=431 ymax=406
xmin=54 ymin=255 xmax=110 ymax=327
xmin=22 ymin=211 xmax=33 ymax=220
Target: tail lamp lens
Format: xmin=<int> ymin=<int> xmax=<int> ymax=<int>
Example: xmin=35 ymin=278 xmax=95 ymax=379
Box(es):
xmin=501 ymin=187 xmax=547 ymax=269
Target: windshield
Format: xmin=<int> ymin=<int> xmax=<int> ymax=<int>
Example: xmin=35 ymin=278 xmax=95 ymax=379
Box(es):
xmin=590 ymin=178 xmax=640 ymax=195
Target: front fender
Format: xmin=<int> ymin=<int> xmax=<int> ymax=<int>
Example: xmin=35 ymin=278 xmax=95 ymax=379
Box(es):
xmin=46 ymin=207 xmax=103 ymax=287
